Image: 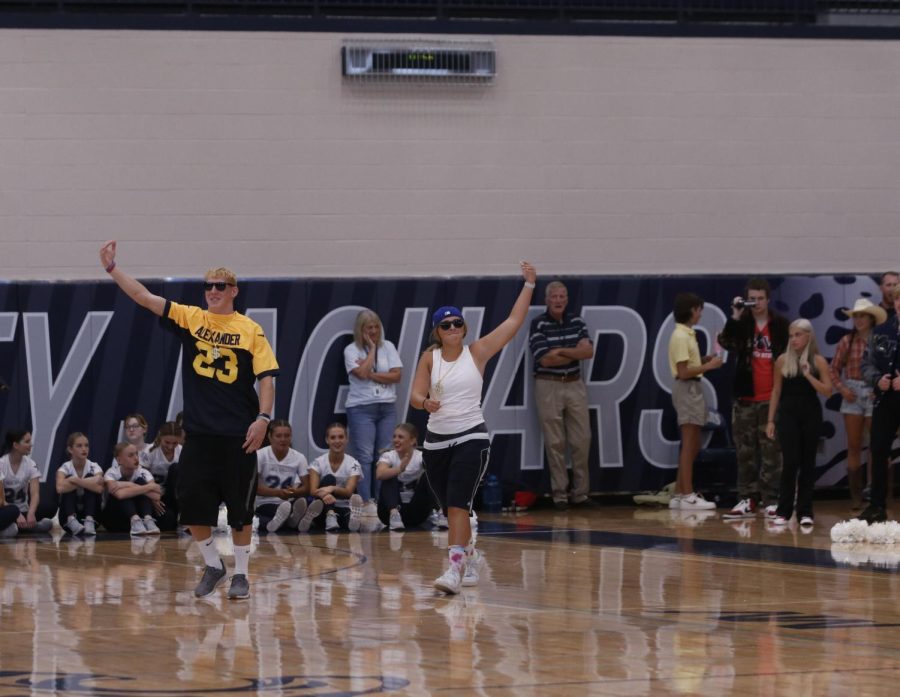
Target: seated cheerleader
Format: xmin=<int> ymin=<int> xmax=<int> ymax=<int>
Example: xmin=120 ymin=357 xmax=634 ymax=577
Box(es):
xmin=55 ymin=432 xmax=104 ymax=536
xmin=308 ymin=423 xmax=364 ymax=532
xmin=100 ymin=442 xmax=162 ymax=536
xmin=255 ymin=419 xmax=320 ymax=533
xmin=146 ymin=421 xmax=183 ymax=531
xmin=119 ymin=413 xmax=152 ymax=467
xmin=0 ymin=429 xmax=54 ymax=536
xmin=375 ymin=423 xmax=436 ymax=531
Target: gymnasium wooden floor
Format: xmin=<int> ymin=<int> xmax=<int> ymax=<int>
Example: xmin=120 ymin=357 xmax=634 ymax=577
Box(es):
xmin=2 ymin=502 xmax=900 ymax=696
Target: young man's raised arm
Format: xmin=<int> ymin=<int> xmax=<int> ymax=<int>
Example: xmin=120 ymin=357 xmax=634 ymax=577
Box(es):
xmin=99 ymin=240 xmax=166 ymax=317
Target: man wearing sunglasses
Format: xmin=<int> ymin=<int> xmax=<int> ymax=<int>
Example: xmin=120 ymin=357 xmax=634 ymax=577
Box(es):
xmin=529 ymin=281 xmax=595 ymax=511
xmin=99 ymin=240 xmax=278 ymax=601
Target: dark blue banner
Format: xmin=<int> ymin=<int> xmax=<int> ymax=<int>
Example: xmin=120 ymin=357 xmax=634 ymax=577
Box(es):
xmin=0 ymin=274 xmax=884 ymax=506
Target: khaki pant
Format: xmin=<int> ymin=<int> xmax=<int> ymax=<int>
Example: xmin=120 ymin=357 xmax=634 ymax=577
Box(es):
xmin=535 ymin=378 xmax=591 ymax=503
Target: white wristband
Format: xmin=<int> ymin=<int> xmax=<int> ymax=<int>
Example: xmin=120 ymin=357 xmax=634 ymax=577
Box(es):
xmin=523 ymin=281 xmax=536 ymax=289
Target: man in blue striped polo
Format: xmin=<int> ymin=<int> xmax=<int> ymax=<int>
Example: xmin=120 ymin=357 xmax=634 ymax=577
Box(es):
xmin=529 ymin=281 xmax=596 ymax=511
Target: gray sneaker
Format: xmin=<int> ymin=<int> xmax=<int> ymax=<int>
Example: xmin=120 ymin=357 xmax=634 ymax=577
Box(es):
xmin=348 ymin=494 xmax=363 ymax=532
xmin=298 ymin=499 xmax=324 ymax=533
xmin=83 ymin=519 xmax=96 ymax=536
xmin=266 ymin=500 xmax=292 ymax=533
xmin=65 ymin=517 xmax=85 ymax=536
xmin=143 ymin=517 xmax=161 ymax=535
xmin=34 ymin=518 xmax=53 ymax=533
xmin=227 ymin=573 xmax=250 ymax=600
xmin=194 ymin=561 xmax=227 ymax=598
xmin=0 ymin=522 xmax=18 ymax=538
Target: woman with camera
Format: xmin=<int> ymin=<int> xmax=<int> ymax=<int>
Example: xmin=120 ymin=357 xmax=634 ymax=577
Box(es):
xmin=718 ymin=279 xmax=789 ymax=520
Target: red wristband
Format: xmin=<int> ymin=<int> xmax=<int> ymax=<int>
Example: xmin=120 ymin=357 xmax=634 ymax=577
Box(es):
xmin=105 ymin=261 xmax=116 ymax=274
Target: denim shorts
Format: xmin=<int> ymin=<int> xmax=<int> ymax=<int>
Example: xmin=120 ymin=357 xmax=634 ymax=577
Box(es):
xmin=840 ymin=378 xmax=874 ymax=418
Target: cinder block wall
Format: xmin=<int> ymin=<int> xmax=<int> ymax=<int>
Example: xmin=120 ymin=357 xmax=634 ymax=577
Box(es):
xmin=2 ymin=30 xmax=898 ymax=280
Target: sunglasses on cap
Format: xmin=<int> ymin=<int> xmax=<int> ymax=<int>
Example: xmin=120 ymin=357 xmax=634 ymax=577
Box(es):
xmin=203 ymin=281 xmax=234 ymax=291
xmin=438 ymin=319 xmax=465 ymax=330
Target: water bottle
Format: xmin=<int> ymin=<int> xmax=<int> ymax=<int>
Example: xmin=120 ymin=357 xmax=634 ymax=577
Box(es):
xmin=482 ymin=474 xmax=502 ymax=513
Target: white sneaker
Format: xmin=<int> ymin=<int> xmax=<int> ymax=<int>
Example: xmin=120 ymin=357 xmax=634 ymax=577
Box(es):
xmin=143 ymin=517 xmax=161 ymax=535
xmin=764 ymin=504 xmax=778 ymax=519
xmin=0 ymin=522 xmax=18 ymax=538
xmin=325 ymin=511 xmax=340 ymax=532
xmin=679 ymin=492 xmax=715 ymax=510
xmin=65 ymin=517 xmax=84 ymax=536
xmin=363 ymin=500 xmax=378 ymax=517
xmin=34 ymin=518 xmax=53 ymax=533
xmin=348 ymin=494 xmax=363 ymax=532
xmin=799 ymin=516 xmax=814 ymax=527
xmin=433 ymin=513 xmax=449 ymax=530
xmin=298 ymin=499 xmax=323 ymax=533
xmin=130 ymin=518 xmax=147 ymax=536
xmin=433 ymin=566 xmax=462 ymax=594
xmin=267 ymin=500 xmax=292 ymax=532
xmin=668 ymin=495 xmax=682 ymax=510
xmin=389 ymin=509 xmax=404 ymax=531
xmin=722 ymin=498 xmax=757 ymax=520
xmin=83 ymin=519 xmax=96 ymax=536
xmin=462 ymin=550 xmax=481 ymax=587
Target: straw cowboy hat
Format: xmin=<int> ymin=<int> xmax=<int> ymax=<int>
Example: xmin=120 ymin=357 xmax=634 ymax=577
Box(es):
xmin=843 ymin=298 xmax=887 ymax=325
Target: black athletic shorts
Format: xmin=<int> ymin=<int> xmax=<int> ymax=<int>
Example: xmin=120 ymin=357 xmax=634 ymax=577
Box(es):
xmin=423 ymin=425 xmax=491 ymax=512
xmin=176 ymin=434 xmax=258 ymax=530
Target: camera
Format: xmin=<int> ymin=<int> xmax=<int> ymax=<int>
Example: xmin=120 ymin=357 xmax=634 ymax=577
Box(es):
xmin=733 ymin=298 xmax=758 ymax=310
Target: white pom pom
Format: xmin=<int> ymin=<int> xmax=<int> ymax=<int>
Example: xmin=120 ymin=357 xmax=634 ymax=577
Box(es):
xmin=866 ymin=522 xmax=892 ymax=545
xmin=830 ymin=519 xmax=869 ymax=543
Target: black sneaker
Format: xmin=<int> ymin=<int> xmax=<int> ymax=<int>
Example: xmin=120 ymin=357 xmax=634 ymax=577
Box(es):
xmin=857 ymin=506 xmax=887 ymax=524
xmin=194 ymin=561 xmax=227 ymax=598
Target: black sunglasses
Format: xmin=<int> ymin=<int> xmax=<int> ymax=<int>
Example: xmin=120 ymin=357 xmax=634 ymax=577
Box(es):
xmin=438 ymin=319 xmax=465 ymax=330
xmin=203 ymin=282 xmax=234 ymax=291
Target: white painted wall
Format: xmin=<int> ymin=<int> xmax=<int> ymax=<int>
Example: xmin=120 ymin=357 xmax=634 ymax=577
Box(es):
xmin=1 ymin=30 xmax=899 ymax=281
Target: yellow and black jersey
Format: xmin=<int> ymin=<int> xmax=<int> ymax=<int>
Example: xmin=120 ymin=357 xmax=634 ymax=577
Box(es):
xmin=162 ymin=301 xmax=279 ymax=437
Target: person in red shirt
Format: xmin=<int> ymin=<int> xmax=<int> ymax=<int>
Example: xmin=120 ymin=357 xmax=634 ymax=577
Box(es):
xmin=718 ymin=279 xmax=789 ymax=520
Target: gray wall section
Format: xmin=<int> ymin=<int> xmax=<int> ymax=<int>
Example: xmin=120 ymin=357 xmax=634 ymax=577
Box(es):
xmin=2 ymin=30 xmax=899 ymax=280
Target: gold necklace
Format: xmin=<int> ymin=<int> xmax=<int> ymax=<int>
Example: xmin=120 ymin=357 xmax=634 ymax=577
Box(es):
xmin=433 ymin=350 xmax=460 ymax=398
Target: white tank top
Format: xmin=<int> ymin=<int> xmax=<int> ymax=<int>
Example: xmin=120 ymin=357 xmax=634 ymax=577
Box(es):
xmin=427 ymin=346 xmax=485 ymax=435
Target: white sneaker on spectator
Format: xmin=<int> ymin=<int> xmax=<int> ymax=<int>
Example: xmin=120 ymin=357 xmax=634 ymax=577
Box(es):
xmin=34 ymin=518 xmax=53 ymax=533
xmin=389 ymin=509 xmax=404 ymax=531
xmin=267 ymin=500 xmax=292 ymax=533
xmin=298 ymin=499 xmax=323 ymax=533
xmin=722 ymin=498 xmax=756 ymax=519
xmin=83 ymin=519 xmax=96 ymax=536
xmin=668 ymin=495 xmax=683 ymax=510
xmin=433 ymin=566 xmax=462 ymax=594
xmin=65 ymin=517 xmax=84 ymax=536
xmin=130 ymin=518 xmax=147 ymax=536
xmin=363 ymin=499 xmax=378 ymax=517
xmin=143 ymin=517 xmax=161 ymax=535
xmin=799 ymin=516 xmax=814 ymax=527
xmin=431 ymin=511 xmax=449 ymax=529
xmin=325 ymin=511 xmax=340 ymax=532
xmin=764 ymin=504 xmax=778 ymax=519
xmin=348 ymin=494 xmax=364 ymax=532
xmin=679 ymin=492 xmax=715 ymax=510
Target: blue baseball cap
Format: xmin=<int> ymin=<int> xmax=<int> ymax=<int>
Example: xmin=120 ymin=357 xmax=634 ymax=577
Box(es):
xmin=432 ymin=306 xmax=463 ymax=327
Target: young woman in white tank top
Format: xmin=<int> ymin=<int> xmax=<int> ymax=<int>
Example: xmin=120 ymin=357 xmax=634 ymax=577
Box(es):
xmin=410 ymin=261 xmax=537 ymax=595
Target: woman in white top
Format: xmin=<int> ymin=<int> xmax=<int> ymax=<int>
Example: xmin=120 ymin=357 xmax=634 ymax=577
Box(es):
xmin=0 ymin=429 xmax=53 ymax=536
xmin=375 ymin=423 xmax=435 ymax=531
xmin=100 ymin=442 xmax=162 ymax=536
xmin=411 ymin=261 xmax=537 ymax=594
xmin=308 ymin=423 xmax=364 ymax=532
xmin=344 ymin=309 xmax=403 ymax=507
xmin=55 ymin=432 xmax=104 ymax=536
